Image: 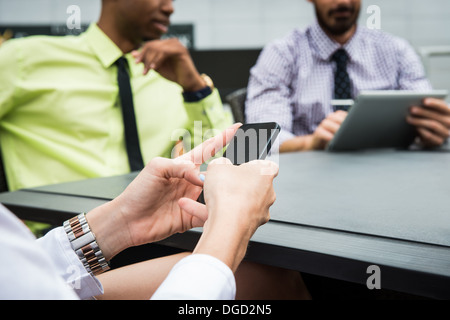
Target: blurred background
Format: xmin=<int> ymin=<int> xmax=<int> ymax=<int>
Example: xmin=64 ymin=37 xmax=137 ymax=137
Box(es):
xmin=1 ymin=0 xmax=449 ymax=101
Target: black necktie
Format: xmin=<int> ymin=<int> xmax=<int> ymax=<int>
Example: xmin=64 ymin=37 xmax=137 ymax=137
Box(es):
xmin=332 ymin=49 xmax=352 ymax=111
xmin=116 ymin=57 xmax=145 ymax=171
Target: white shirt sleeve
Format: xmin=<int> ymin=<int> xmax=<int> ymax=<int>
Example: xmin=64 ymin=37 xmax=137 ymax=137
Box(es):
xmin=36 ymin=227 xmax=103 ymax=299
xmin=0 ymin=205 xmax=78 ymax=299
xmin=0 ymin=204 xmax=103 ymax=300
xmin=151 ymin=254 xmax=236 ymax=300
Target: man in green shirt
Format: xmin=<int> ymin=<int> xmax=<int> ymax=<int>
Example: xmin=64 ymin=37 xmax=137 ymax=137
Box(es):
xmin=0 ymin=1 xmax=230 ymax=192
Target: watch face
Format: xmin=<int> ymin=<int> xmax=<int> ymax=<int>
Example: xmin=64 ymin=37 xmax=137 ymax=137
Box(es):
xmin=201 ymin=74 xmax=214 ymax=90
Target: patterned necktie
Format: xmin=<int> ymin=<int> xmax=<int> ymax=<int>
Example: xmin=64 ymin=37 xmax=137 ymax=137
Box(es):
xmin=116 ymin=57 xmax=145 ymax=171
xmin=332 ymin=49 xmax=352 ymax=111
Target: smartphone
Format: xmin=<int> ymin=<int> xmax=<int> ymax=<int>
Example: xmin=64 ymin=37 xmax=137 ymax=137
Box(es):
xmin=197 ymin=122 xmax=281 ymax=204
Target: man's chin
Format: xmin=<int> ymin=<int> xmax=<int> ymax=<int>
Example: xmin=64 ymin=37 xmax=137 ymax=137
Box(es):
xmin=142 ymin=36 xmax=159 ymax=42
xmin=142 ymin=30 xmax=165 ymax=42
xmin=320 ymin=15 xmax=358 ymax=36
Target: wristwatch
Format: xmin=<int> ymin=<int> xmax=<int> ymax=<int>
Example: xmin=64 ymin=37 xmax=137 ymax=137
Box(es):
xmin=182 ymin=73 xmax=215 ymax=102
xmin=64 ymin=213 xmax=110 ymax=276
xmin=201 ymin=73 xmax=215 ymax=91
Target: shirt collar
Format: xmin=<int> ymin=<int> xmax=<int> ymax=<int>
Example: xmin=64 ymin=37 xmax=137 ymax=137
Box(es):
xmin=309 ymin=20 xmax=341 ymax=61
xmin=84 ymin=23 xmax=128 ymax=70
xmin=309 ymin=20 xmax=363 ymax=64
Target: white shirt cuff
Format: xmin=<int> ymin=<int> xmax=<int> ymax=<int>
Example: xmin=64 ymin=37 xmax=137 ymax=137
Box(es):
xmin=37 ymin=227 xmax=103 ymax=299
xmin=151 ymin=254 xmax=236 ymax=300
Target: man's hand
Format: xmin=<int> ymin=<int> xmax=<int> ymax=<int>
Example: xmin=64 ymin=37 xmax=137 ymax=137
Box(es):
xmin=86 ymin=123 xmax=242 ymax=261
xmin=280 ymin=110 xmax=348 ymax=152
xmin=308 ymin=110 xmax=348 ymax=150
xmin=131 ymin=38 xmax=206 ymax=92
xmin=407 ymin=98 xmax=450 ymax=148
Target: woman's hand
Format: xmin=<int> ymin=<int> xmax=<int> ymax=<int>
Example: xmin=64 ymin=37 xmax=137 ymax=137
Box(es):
xmin=86 ymin=123 xmax=241 ymax=260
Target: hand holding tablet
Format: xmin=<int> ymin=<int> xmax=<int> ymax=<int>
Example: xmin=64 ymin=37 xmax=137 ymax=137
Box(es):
xmin=407 ymin=97 xmax=450 ymax=148
xmin=327 ymin=90 xmax=448 ymax=151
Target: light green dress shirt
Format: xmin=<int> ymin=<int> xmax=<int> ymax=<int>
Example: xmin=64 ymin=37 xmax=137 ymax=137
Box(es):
xmin=0 ymin=24 xmax=232 ymax=191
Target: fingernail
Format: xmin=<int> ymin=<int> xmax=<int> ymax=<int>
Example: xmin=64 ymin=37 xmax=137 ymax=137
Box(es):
xmin=199 ymin=174 xmax=205 ymax=182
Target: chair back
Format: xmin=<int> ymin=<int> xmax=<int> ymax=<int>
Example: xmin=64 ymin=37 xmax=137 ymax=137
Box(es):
xmin=225 ymin=88 xmax=248 ymax=124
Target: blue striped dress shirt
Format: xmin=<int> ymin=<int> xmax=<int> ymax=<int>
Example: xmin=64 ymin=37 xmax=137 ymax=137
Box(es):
xmin=246 ymin=21 xmax=432 ymax=145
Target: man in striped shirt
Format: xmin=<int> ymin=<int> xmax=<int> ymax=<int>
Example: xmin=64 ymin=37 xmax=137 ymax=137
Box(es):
xmin=246 ymin=0 xmax=450 ymax=152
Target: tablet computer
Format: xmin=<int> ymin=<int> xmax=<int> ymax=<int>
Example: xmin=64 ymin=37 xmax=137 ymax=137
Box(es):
xmin=326 ymin=90 xmax=449 ymax=151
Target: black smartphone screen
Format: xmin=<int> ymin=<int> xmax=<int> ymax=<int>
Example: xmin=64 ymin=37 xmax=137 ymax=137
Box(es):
xmin=223 ymin=122 xmax=281 ymax=165
xmin=197 ymin=122 xmax=280 ymax=204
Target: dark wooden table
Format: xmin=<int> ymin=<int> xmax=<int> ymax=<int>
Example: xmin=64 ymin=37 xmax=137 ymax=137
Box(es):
xmin=2 ymin=150 xmax=450 ymax=299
